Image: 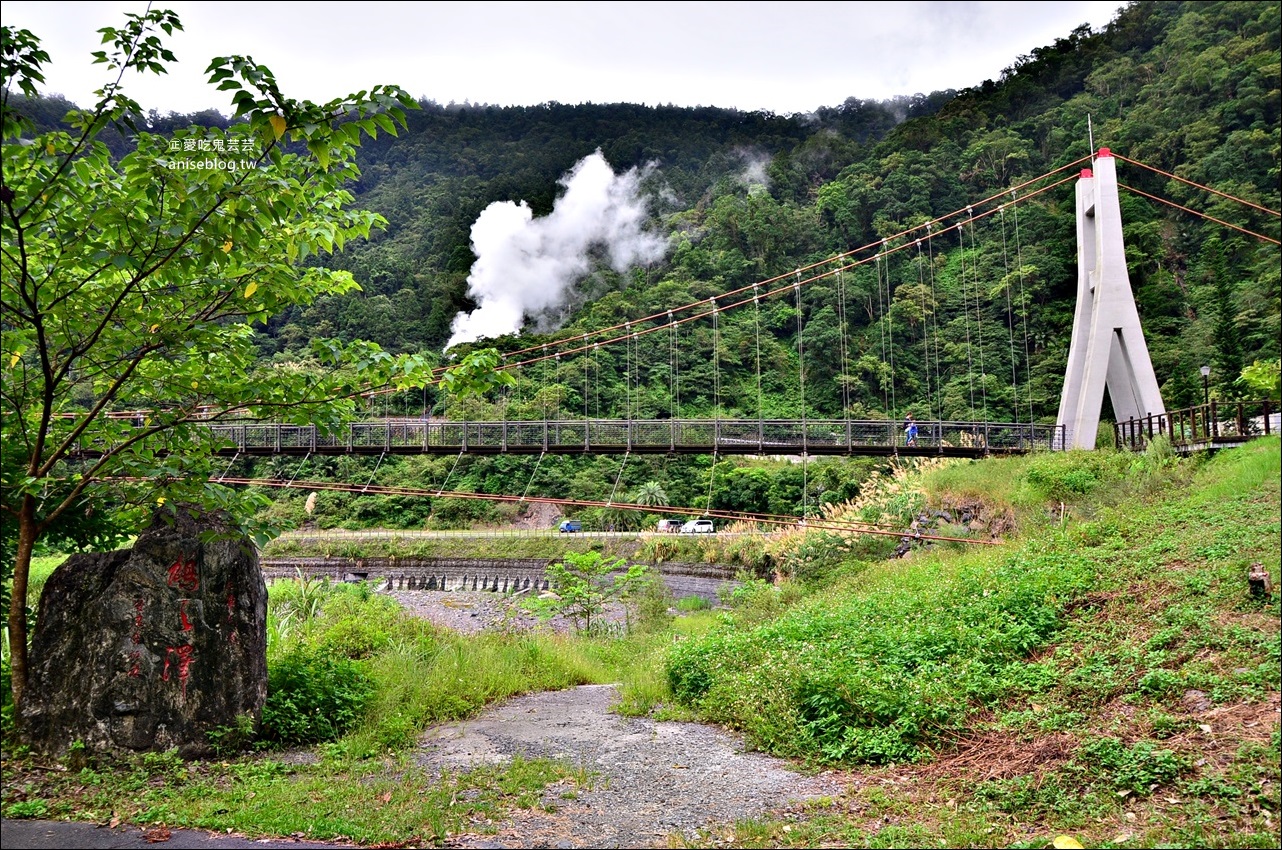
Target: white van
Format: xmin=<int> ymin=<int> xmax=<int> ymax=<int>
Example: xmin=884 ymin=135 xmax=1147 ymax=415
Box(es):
xmin=679 ymin=519 xmax=715 ymax=534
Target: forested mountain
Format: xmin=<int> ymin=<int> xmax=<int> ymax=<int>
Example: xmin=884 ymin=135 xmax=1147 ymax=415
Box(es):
xmin=11 ymin=0 xmax=1278 ymax=528
xmin=302 ymin=0 xmax=1275 ymax=424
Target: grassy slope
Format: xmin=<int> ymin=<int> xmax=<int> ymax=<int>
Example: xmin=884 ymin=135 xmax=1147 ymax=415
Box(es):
xmin=669 ymin=438 xmax=1281 ymax=848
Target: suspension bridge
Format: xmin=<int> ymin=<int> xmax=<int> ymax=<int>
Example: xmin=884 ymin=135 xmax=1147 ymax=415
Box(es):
xmin=193 ymin=149 xmax=1276 ymax=459
xmin=85 ymin=149 xmax=1279 ymax=527
xmin=206 ymin=417 xmax=1058 ymax=458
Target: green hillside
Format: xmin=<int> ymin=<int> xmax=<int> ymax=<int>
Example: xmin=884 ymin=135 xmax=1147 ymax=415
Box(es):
xmin=311 ymin=0 xmax=1279 ymax=420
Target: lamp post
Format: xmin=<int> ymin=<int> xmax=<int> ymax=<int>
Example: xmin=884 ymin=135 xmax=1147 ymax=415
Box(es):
xmin=1200 ymin=365 xmax=1210 ymax=406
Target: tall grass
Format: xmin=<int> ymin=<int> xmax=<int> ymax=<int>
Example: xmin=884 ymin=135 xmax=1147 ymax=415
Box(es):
xmin=1193 ymin=434 xmax=1280 ymax=502
xmin=334 ymin=632 xmax=608 ymax=757
xmin=261 ymin=576 xmax=642 ymax=757
xmin=667 ymin=538 xmax=1095 ymax=764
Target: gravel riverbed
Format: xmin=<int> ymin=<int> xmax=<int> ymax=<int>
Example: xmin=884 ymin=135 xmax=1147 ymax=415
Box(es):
xmin=382 ymin=589 xmax=568 ymax=634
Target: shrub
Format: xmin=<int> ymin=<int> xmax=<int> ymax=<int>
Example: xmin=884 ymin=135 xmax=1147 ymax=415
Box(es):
xmin=541 ymin=551 xmax=652 ymax=635
xmin=718 ymin=575 xmax=802 ymax=626
xmin=259 ymin=646 xmax=374 ymax=747
xmin=633 ymin=578 xmax=677 ymax=632
xmin=1022 ymin=451 xmax=1129 ymax=503
xmin=308 ymin=587 xmax=404 ymax=659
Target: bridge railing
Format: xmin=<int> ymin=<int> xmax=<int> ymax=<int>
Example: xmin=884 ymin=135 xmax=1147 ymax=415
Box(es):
xmin=205 ymin=417 xmax=1065 ymax=455
xmin=1113 ymin=400 xmax=1278 ymax=451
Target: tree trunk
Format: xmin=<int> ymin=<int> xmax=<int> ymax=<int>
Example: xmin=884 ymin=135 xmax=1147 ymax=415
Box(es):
xmin=8 ymin=495 xmax=37 ymax=716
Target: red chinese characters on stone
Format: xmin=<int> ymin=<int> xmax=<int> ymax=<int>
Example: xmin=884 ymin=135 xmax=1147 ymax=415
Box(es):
xmin=127 ymin=650 xmax=142 ymax=678
xmin=166 ymin=557 xmax=199 ymax=593
xmin=162 ymin=644 xmax=195 ymax=698
xmin=179 ymin=599 xmax=193 ymax=632
xmin=225 ymin=580 xmax=238 ymax=643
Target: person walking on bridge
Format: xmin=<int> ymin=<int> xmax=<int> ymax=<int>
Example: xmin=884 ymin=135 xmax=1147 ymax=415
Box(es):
xmin=904 ymin=413 xmax=918 ymax=447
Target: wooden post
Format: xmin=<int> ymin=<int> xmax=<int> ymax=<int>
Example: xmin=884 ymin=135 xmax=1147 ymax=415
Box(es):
xmin=1248 ymin=563 xmax=1273 ymax=599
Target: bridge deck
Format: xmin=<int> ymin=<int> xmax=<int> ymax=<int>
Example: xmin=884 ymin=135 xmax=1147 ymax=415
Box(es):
xmin=200 ymin=418 xmax=1062 ymax=457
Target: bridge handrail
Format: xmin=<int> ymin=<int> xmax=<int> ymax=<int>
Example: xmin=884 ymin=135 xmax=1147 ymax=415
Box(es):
xmin=1113 ymin=399 xmax=1278 ymax=451
xmin=202 ymin=417 xmax=1065 ymax=454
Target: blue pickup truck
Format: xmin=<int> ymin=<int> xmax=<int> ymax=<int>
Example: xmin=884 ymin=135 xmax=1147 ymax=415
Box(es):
xmin=558 ymin=520 xmax=582 ymax=533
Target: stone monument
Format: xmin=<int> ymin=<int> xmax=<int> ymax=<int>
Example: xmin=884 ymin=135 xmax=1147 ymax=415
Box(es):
xmin=19 ymin=506 xmax=268 ymax=758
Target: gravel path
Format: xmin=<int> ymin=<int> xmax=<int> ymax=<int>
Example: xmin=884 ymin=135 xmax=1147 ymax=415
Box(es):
xmin=417 ymin=684 xmax=841 ymax=849
xmin=388 ymin=590 xmax=840 ymax=848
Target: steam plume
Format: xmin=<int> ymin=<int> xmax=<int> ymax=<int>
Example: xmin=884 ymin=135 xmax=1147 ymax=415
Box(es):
xmin=445 ymin=150 xmax=666 ymax=349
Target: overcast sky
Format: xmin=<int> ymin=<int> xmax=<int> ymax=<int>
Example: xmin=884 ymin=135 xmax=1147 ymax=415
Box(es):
xmin=3 ymin=1 xmax=1130 ymax=116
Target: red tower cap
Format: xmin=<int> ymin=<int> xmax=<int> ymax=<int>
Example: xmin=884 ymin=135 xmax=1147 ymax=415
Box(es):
xmin=1080 ymin=168 xmax=1094 ymax=179
xmin=1098 ymin=147 xmax=1113 ymax=158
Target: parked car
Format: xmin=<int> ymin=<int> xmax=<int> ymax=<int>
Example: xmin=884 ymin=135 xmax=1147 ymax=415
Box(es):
xmin=558 ymin=520 xmax=582 ymax=533
xmin=679 ymin=519 xmax=715 ymax=534
xmin=656 ymin=519 xmax=682 ymax=533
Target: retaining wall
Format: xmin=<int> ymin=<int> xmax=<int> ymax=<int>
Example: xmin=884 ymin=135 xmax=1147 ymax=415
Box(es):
xmin=261 ymin=556 xmax=744 ymax=604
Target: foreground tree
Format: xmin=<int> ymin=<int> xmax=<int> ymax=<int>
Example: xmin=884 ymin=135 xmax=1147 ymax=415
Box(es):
xmin=1 ymin=11 xmax=430 ymax=712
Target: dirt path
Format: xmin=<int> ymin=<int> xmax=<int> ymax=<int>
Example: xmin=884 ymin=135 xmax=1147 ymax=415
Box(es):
xmin=416 ymin=684 xmax=841 ymax=849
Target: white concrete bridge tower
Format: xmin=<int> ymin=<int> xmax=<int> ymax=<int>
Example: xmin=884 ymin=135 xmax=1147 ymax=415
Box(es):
xmin=1056 ymin=148 xmax=1166 ymax=449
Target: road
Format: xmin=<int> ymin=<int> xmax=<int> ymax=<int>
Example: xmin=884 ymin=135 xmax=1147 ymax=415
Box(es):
xmin=0 ymin=819 xmax=350 ymax=849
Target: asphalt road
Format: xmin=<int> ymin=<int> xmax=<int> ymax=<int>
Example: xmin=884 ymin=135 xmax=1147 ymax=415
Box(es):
xmin=1 ymin=819 xmax=351 ymax=849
